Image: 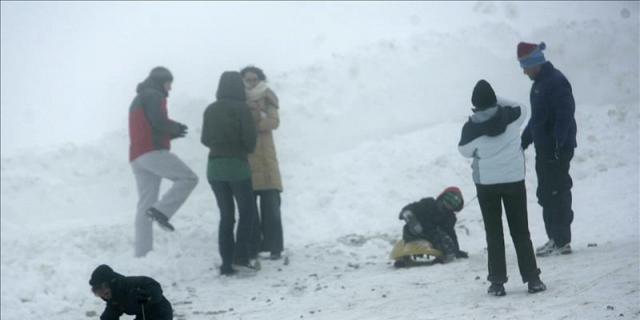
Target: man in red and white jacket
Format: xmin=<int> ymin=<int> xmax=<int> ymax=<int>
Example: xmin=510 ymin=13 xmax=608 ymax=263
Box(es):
xmin=129 ymin=66 xmax=198 ymax=257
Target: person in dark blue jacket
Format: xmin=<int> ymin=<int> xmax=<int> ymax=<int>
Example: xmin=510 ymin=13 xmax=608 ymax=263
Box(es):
xmin=518 ymin=42 xmax=577 ymax=257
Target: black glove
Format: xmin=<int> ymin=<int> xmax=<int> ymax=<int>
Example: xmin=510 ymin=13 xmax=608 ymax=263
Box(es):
xmin=455 ymin=250 xmax=469 ymax=258
xmin=178 ymin=124 xmax=188 ymax=137
xmin=172 ymin=123 xmax=188 ymax=138
xmin=134 ymin=288 xmax=151 ymax=304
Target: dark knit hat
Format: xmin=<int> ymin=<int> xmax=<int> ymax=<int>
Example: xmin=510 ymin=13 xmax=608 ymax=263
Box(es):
xmin=149 ymin=66 xmax=173 ymax=85
xmin=517 ymin=42 xmax=547 ymax=69
xmin=471 ymin=79 xmax=497 ymax=110
xmin=89 ymin=264 xmax=116 ymax=289
xmin=437 ymin=186 xmax=464 ymax=212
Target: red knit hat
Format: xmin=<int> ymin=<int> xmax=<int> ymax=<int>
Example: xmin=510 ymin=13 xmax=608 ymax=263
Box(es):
xmin=437 ymin=186 xmax=464 ymax=212
xmin=517 ymin=42 xmax=539 ymax=59
xmin=517 ymin=42 xmax=547 ymax=69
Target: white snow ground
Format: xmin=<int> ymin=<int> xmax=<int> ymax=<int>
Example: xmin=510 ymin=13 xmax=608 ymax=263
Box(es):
xmin=1 ymin=5 xmax=639 ymax=320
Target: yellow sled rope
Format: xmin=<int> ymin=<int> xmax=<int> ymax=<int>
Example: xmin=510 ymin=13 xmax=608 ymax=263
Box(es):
xmin=390 ymin=239 xmax=443 ymax=260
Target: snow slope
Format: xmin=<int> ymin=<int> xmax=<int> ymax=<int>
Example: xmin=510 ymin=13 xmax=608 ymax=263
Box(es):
xmin=1 ymin=7 xmax=639 ymax=320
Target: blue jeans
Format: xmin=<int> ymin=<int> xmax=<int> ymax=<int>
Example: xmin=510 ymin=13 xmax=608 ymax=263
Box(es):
xmin=208 ymin=178 xmax=259 ymax=267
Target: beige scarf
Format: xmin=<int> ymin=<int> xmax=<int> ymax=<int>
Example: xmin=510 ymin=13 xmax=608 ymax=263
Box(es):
xmin=246 ymin=81 xmax=269 ymax=102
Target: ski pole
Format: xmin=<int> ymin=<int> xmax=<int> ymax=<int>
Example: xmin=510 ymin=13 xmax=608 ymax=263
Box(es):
xmin=141 ymin=303 xmax=146 ymax=320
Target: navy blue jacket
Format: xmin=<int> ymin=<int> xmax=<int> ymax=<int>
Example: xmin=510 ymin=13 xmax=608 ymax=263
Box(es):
xmin=521 ymin=62 xmax=577 ymax=156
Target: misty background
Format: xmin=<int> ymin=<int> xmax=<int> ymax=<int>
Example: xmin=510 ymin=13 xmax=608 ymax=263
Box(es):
xmin=1 ymin=1 xmax=634 ymax=156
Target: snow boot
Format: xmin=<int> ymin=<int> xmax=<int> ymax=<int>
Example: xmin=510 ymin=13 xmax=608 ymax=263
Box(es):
xmin=270 ymin=252 xmax=282 ymax=260
xmin=557 ymin=243 xmax=572 ymax=255
xmin=487 ymin=283 xmax=506 ymax=296
xmin=145 ymin=207 xmax=175 ymax=232
xmin=528 ymin=278 xmax=547 ymax=293
xmin=220 ymin=265 xmax=236 ymax=276
xmin=537 ymin=243 xmax=571 ymax=257
xmin=535 ymin=239 xmax=555 ymax=255
xmin=234 ymin=258 xmax=261 ymax=271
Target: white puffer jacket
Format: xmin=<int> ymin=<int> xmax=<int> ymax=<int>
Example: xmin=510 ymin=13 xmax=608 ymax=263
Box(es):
xmin=458 ymin=98 xmax=528 ymax=185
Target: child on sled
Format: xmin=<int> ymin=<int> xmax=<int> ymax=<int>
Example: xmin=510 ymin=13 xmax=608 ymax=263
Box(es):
xmin=396 ymin=186 xmax=468 ymax=266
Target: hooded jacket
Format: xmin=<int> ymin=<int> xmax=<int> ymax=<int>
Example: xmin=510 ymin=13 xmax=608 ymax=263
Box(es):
xmin=128 ymin=77 xmax=185 ymax=162
xmin=401 ymin=197 xmax=460 ymax=251
xmin=201 ymin=72 xmax=257 ymax=159
xmin=458 ymin=98 xmax=527 ymax=184
xmin=90 ymin=265 xmax=172 ymax=320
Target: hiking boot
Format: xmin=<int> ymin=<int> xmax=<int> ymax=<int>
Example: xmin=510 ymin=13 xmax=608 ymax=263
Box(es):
xmin=488 ymin=283 xmax=506 ymax=296
xmin=528 ymin=278 xmax=547 ymax=293
xmin=145 ymin=207 xmax=175 ymax=232
xmin=537 ymin=243 xmax=571 ymax=257
xmin=220 ymin=265 xmax=236 ymax=276
xmin=270 ymin=252 xmax=282 ymax=260
xmin=557 ymin=243 xmax=572 ymax=254
xmin=234 ymin=259 xmax=261 ymax=271
xmin=535 ymin=239 xmax=555 ymax=254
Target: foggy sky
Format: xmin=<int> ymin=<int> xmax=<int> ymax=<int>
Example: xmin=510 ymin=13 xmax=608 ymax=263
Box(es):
xmin=0 ymin=1 xmax=633 ymax=156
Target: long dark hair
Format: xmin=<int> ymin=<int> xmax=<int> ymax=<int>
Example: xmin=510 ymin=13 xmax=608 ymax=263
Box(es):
xmin=240 ymin=65 xmax=267 ymax=81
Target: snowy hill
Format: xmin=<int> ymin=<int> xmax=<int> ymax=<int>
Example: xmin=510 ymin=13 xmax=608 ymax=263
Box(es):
xmin=1 ymin=7 xmax=639 ymax=320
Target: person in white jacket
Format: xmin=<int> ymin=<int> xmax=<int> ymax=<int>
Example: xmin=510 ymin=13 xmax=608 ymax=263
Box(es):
xmin=458 ymin=79 xmax=546 ymax=296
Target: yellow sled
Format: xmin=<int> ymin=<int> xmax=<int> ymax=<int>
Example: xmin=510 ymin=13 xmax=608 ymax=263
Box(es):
xmin=390 ymin=240 xmax=443 ymax=267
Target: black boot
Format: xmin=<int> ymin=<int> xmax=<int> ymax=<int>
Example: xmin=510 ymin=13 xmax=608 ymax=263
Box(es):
xmin=528 ymin=278 xmax=547 ymax=293
xmin=488 ymin=283 xmax=506 ymax=296
xmin=220 ymin=265 xmax=236 ymax=276
xmin=145 ymin=207 xmax=175 ymax=232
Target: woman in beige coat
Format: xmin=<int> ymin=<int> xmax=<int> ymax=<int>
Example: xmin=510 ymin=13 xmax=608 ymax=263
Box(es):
xmin=241 ymin=66 xmax=284 ymax=259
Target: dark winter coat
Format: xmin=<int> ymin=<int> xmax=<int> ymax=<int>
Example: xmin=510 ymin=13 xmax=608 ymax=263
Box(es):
xmin=401 ymin=197 xmax=460 ymax=250
xmin=521 ymin=62 xmax=577 ymax=156
xmin=201 ymin=72 xmax=257 ymax=160
xmin=129 ymin=78 xmax=185 ymax=162
xmin=99 ymin=272 xmax=173 ymax=320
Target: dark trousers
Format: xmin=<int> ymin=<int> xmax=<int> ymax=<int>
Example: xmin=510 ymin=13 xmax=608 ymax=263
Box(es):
xmin=535 ymin=149 xmax=575 ymax=247
xmin=208 ymin=178 xmax=259 ymax=268
xmin=476 ymin=181 xmax=540 ymax=284
xmin=255 ymin=190 xmax=284 ymax=254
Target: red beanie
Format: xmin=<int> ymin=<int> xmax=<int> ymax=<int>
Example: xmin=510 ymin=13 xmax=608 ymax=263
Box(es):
xmin=517 ymin=42 xmax=539 ymax=59
xmin=517 ymin=42 xmax=547 ymax=69
xmin=437 ymin=186 xmax=464 ymax=212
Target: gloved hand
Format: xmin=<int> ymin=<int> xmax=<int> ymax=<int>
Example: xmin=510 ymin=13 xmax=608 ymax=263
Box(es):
xmin=175 ymin=124 xmax=188 ymax=138
xmin=455 ymin=250 xmax=469 ymax=258
xmin=134 ymin=288 xmax=151 ymax=304
xmin=400 ymin=210 xmax=423 ymax=235
xmin=399 ymin=209 xmax=412 ymax=221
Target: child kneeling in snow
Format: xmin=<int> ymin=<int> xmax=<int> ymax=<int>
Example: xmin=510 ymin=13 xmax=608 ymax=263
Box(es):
xmin=398 ymin=186 xmax=468 ymax=263
xmin=90 ymin=264 xmax=173 ymax=320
